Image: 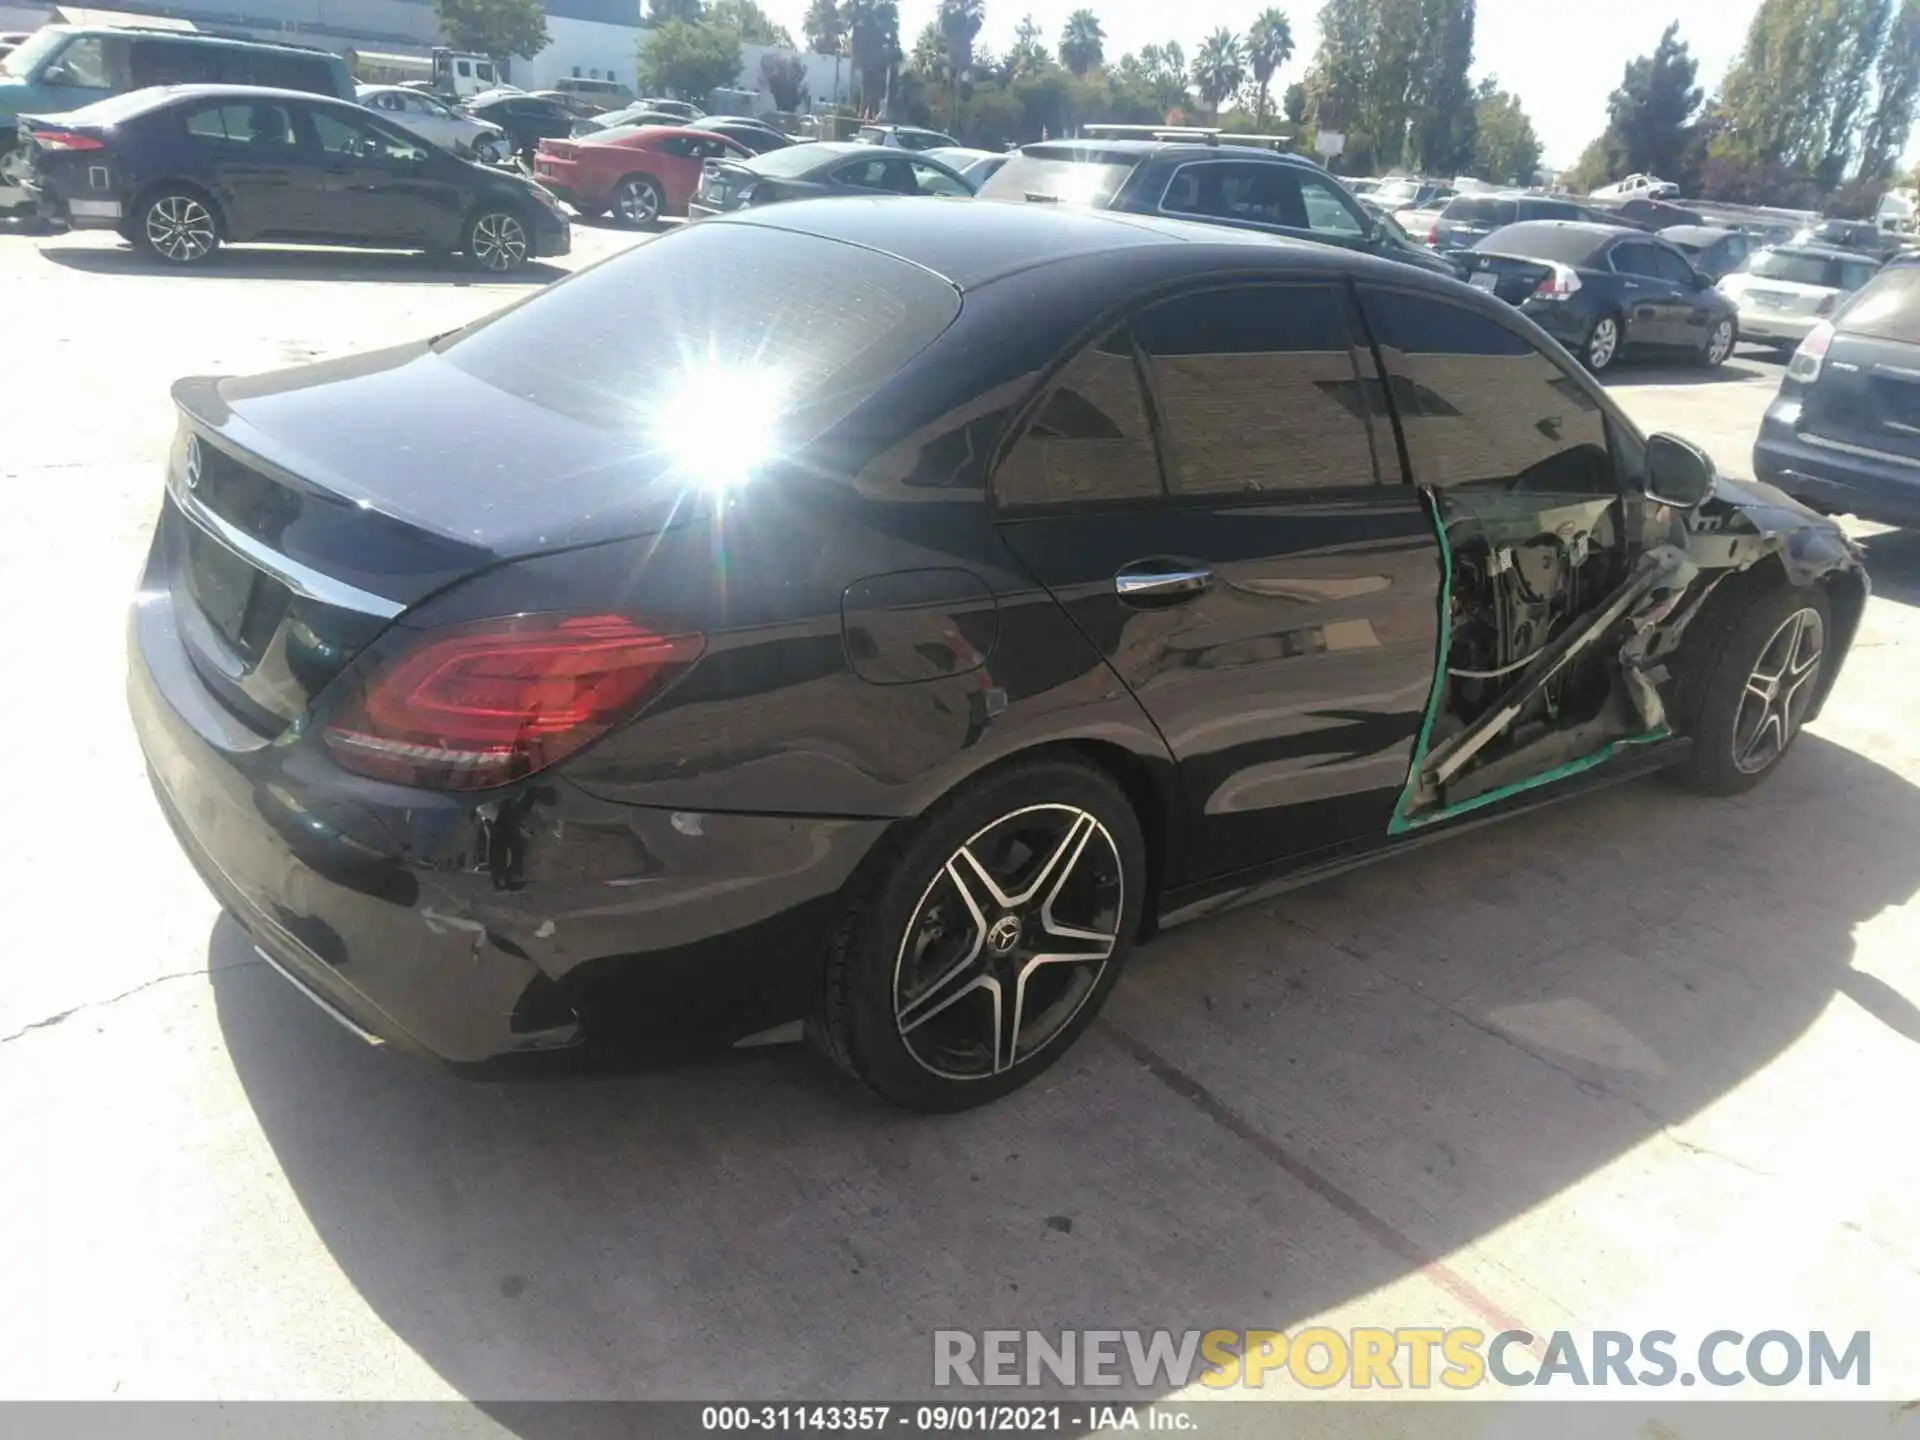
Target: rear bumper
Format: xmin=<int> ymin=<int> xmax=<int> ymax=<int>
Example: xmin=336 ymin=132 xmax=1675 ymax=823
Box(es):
xmin=1755 ymin=409 xmax=1920 ymax=527
xmin=685 ymin=201 xmax=720 ymax=220
xmin=1734 ymin=307 xmax=1818 ymax=344
xmin=128 ymin=529 xmax=887 ymax=1065
xmin=1518 ymin=299 xmax=1590 ymax=348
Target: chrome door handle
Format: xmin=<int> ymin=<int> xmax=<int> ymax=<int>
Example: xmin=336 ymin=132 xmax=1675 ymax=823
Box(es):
xmin=1115 ymin=566 xmax=1214 ymax=605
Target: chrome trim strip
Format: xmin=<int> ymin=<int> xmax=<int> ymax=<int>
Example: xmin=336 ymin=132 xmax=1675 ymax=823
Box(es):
xmin=166 ymin=463 xmax=406 ymax=619
xmin=1799 ymin=431 xmax=1920 ymax=469
xmin=253 ymin=945 xmax=387 ymax=1047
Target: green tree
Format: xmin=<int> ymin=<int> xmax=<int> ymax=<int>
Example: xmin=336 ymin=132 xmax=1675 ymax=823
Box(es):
xmin=1192 ymin=29 xmax=1247 ymax=120
xmin=638 ymin=18 xmax=742 ymax=97
xmin=1282 ymin=80 xmax=1306 ymax=124
xmin=709 ymin=0 xmax=793 ymax=45
xmin=762 ymin=51 xmax=809 ymax=108
xmin=1717 ymin=0 xmax=1889 ymax=175
xmin=1601 ymin=22 xmax=1704 ymax=182
xmin=1246 ymin=9 xmax=1295 ymax=125
xmin=1007 ymin=13 xmax=1049 ymax=77
xmin=1471 ymin=77 xmax=1541 ymax=184
xmin=845 ymin=0 xmax=901 ymax=112
xmin=435 ymin=0 xmax=549 ymax=60
xmin=647 ymin=0 xmax=702 ymax=23
xmin=938 ymin=0 xmax=985 ymax=79
xmin=1858 ymin=0 xmax=1920 ymax=177
xmin=1410 ymin=0 xmax=1475 ymax=175
xmin=1059 ymin=9 xmax=1105 ymax=75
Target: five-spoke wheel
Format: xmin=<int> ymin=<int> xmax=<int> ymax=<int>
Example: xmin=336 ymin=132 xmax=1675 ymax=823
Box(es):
xmin=814 ymin=757 xmax=1145 ymax=1111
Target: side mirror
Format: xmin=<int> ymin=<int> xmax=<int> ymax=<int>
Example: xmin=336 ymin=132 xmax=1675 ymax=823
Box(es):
xmin=1645 ymin=433 xmax=1716 ymax=509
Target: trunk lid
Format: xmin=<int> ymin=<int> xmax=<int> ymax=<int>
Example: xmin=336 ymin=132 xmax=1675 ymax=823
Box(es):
xmin=697 ymin=158 xmax=755 ymax=207
xmin=1454 ymin=251 xmax=1554 ymax=305
xmin=1800 ymin=330 xmax=1920 ymax=464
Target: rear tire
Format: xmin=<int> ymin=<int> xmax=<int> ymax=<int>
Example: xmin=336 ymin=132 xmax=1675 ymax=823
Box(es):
xmin=132 ymin=186 xmax=220 ymax=265
xmin=463 ymin=206 xmax=531 ymax=272
xmin=1582 ymin=312 xmax=1622 ymax=373
xmin=812 ymin=757 xmax=1146 ymax=1112
xmin=1666 ymin=580 xmax=1832 ymax=794
xmin=610 ymin=173 xmax=663 ymax=227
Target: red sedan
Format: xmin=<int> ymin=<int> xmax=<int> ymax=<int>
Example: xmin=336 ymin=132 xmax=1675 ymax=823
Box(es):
xmin=534 ymin=126 xmax=751 ymax=225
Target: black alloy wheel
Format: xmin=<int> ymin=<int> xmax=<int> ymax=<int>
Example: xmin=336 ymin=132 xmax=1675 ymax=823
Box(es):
xmin=813 ymin=757 xmax=1145 ymax=1111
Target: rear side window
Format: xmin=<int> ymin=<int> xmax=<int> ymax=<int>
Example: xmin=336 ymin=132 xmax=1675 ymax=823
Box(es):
xmin=1520 ymin=199 xmax=1580 ymax=220
xmin=1136 ymin=284 xmax=1378 ymax=496
xmin=243 ymin=53 xmax=336 ymax=94
xmin=182 ymin=102 xmax=298 ymax=147
xmin=1360 ymin=288 xmax=1613 ymax=495
xmin=1610 ymin=242 xmax=1661 ymax=277
xmin=995 ymin=332 xmax=1162 ymax=508
xmin=1445 ymin=198 xmax=1517 ymax=226
xmin=131 ymin=40 xmax=220 ymax=86
xmin=1838 ymin=267 xmax=1920 ymax=343
xmin=1650 ymin=247 xmax=1697 ymax=284
xmin=437 ymin=224 xmax=963 ymax=443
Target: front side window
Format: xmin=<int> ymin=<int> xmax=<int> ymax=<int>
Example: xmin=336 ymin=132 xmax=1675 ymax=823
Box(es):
xmin=457 ymin=60 xmax=471 ymax=77
xmin=995 ymin=332 xmax=1162 ymax=508
xmin=476 ymin=61 xmax=496 ymax=83
xmin=1650 ymin=246 xmax=1697 ymax=284
xmin=1360 ymin=288 xmax=1614 ymax=495
xmin=1136 ymin=283 xmax=1378 ymax=497
xmin=131 ymin=40 xmax=218 ymax=87
xmin=310 ymin=109 xmax=425 ymax=163
xmin=42 ymin=35 xmax=109 ymax=88
xmin=1299 ymin=175 xmax=1367 ymax=236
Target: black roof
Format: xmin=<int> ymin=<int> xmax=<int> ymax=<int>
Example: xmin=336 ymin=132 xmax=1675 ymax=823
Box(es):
xmin=29 ymin=82 xmax=361 ymax=125
xmin=706 ymin=194 xmax=1433 ymax=293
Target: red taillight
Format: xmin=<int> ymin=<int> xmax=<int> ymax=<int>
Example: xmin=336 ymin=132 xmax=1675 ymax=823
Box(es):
xmin=323 ymin=614 xmax=703 ymax=790
xmin=1427 ymin=224 xmax=1440 ymax=245
xmin=1787 ymin=320 xmax=1836 ymax=383
xmin=32 ymin=128 xmax=104 ymax=151
xmin=1529 ymin=263 xmax=1582 ymax=300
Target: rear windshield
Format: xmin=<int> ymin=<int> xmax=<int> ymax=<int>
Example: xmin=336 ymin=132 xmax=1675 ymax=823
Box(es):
xmin=436 ymin=223 xmax=962 ymax=443
xmin=743 ymin=143 xmax=847 ymax=176
xmin=1741 ymin=248 xmax=1836 ymax=285
xmin=976 ymin=150 xmax=1138 ymax=207
xmin=1838 ymin=267 xmax=1920 ymax=344
xmin=1444 ymin=197 xmax=1518 ymax=225
xmin=1474 ymin=222 xmax=1605 ymax=265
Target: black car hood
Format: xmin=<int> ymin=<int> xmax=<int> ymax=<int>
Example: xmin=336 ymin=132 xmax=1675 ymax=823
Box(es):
xmin=1691 ymin=472 xmax=1864 ymax=585
xmin=182 ymin=341 xmax=701 ymax=560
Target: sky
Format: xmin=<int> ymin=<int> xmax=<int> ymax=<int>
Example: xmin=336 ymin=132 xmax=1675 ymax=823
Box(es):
xmin=758 ymin=0 xmax=1771 ymax=169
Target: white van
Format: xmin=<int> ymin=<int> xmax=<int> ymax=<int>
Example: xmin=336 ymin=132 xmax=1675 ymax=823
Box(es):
xmin=1877 ymin=188 xmax=1916 ymax=236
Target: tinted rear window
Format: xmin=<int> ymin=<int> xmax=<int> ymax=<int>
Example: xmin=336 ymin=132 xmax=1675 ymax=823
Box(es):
xmin=1838 ymin=267 xmax=1920 ymax=344
xmin=976 ymin=150 xmax=1138 ymax=207
xmin=436 ymin=224 xmax=962 ymax=440
xmin=1474 ymin=223 xmax=1606 ymax=265
xmin=1743 ymin=249 xmax=1838 ymax=285
xmin=1443 ymin=198 xmax=1518 ymax=226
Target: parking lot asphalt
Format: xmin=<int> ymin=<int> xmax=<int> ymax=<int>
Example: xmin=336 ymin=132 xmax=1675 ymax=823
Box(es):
xmin=3 ymin=225 xmax=1919 ymax=1411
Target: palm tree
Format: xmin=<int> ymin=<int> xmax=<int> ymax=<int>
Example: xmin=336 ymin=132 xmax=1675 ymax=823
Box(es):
xmin=910 ymin=19 xmax=946 ymax=77
xmin=1191 ymin=29 xmax=1246 ymax=122
xmin=803 ymin=0 xmax=845 ymax=106
xmin=844 ymin=0 xmax=900 ymax=117
xmin=1058 ymin=8 xmax=1105 ymax=76
xmin=936 ymin=0 xmax=984 ymax=128
xmin=1245 ymin=9 xmax=1293 ymax=127
xmin=1139 ymin=40 xmax=1187 ymax=113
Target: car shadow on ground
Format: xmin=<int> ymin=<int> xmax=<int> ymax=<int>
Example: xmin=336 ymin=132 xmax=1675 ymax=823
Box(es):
xmin=211 ymin=734 xmax=1920 ymax=1409
xmin=1601 ymin=349 xmax=1782 ymax=387
xmin=1854 ymin=526 xmax=1920 ymax=607
xmin=36 ymin=242 xmax=565 ymax=285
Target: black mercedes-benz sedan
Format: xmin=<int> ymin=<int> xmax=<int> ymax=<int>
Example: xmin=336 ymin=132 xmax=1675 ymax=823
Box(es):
xmin=129 ymin=199 xmax=1867 ymax=1111
xmin=687 ymin=141 xmax=973 ymax=216
xmin=1455 ymin=219 xmax=1739 ymax=372
xmin=17 ymin=85 xmax=570 ymax=270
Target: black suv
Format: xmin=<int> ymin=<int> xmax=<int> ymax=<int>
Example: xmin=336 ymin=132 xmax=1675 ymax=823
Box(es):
xmin=974 ymin=139 xmax=1459 ymax=277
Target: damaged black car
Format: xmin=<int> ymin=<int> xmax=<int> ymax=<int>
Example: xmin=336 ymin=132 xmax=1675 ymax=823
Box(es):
xmin=128 ymin=201 xmax=1867 ymax=1112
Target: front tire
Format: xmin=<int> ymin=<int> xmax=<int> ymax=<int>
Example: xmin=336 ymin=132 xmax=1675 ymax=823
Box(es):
xmin=813 ymin=757 xmax=1146 ymax=1112
xmin=1700 ymin=316 xmax=1736 ymax=368
xmin=463 ymin=206 xmax=530 ymax=272
xmin=1667 ymin=580 xmax=1831 ymax=794
xmin=1583 ymin=312 xmax=1622 ymax=373
xmin=134 ymin=188 xmax=219 ymax=265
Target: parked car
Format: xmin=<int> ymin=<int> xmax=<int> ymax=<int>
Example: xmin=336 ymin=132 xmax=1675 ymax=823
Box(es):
xmin=15 ymin=86 xmax=569 ymax=270
xmin=463 ymin=92 xmax=576 ymax=161
xmin=689 ymin=141 xmax=973 ymax=216
xmin=536 ymin=124 xmax=749 ymax=223
xmin=1366 ymin=176 xmax=1455 ymax=217
xmin=1756 ymin=263 xmax=1920 ymax=525
xmin=856 ymin=123 xmax=958 ymax=151
xmin=1791 ymin=217 xmax=1900 ymax=261
xmin=552 ymin=75 xmax=634 ymax=111
xmin=125 ymin=198 xmax=1865 ymax=1109
xmin=1456 ymin=220 xmax=1738 ymax=372
xmin=690 ymin=115 xmax=793 ymax=154
xmin=974 ymin=139 xmax=1460 ymax=278
xmin=1428 ymin=192 xmax=1590 ymax=251
xmin=1658 ymin=223 xmax=1752 ymax=281
xmin=1 ymin=24 xmax=355 ymax=216
xmin=571 ymin=106 xmax=686 ymax=137
xmin=638 ymin=97 xmax=702 ymax=123
xmin=1587 ymin=195 xmax=1706 ymax=232
xmin=1591 ymin=172 xmax=1679 ymax=200
xmin=923 ymin=145 xmax=1008 ymax=185
xmin=1716 ymin=244 xmax=1882 ymax=351
xmin=358 ymin=84 xmax=509 ymax=163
